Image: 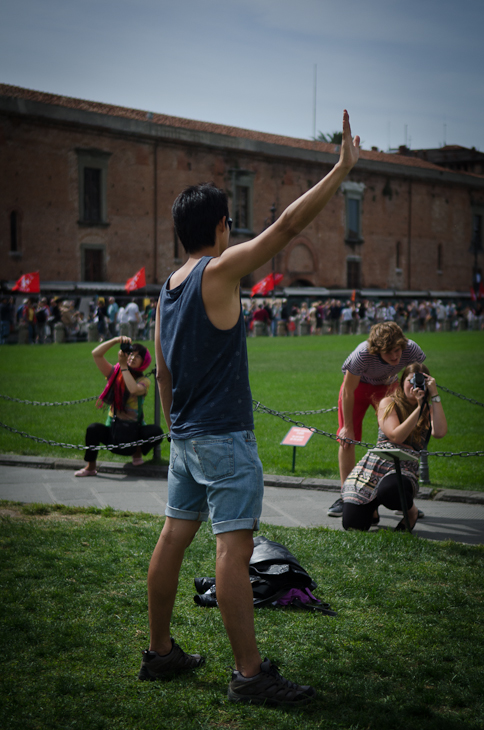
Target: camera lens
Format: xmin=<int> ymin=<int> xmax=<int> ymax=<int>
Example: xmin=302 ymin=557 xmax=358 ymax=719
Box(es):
xmin=412 ymin=372 xmax=426 ymax=390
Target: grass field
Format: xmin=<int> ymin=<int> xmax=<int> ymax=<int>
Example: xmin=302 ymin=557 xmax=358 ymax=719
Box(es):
xmin=1 ymin=504 xmax=483 ymax=730
xmin=0 ymin=331 xmax=483 ymax=488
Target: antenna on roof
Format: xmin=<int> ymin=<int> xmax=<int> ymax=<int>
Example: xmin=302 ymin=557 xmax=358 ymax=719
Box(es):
xmin=443 ymin=122 xmax=447 ymax=146
xmin=312 ymin=64 xmax=317 ymax=139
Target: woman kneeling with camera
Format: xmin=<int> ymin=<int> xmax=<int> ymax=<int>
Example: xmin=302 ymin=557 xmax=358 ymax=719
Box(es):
xmin=341 ymin=362 xmax=447 ymax=532
xmin=75 ymin=336 xmax=163 ymax=477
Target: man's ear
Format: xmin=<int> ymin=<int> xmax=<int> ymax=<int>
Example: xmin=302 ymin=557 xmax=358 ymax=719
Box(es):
xmin=216 ymin=217 xmax=226 ymax=233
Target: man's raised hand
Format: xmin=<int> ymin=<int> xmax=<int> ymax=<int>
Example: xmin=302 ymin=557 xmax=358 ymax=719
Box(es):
xmin=339 ymin=110 xmax=360 ymax=172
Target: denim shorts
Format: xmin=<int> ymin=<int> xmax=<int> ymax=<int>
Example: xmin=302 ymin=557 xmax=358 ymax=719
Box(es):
xmin=165 ymin=430 xmax=264 ymax=534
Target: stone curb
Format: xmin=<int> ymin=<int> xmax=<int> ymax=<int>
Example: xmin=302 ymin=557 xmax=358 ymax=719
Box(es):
xmin=0 ymin=454 xmax=483 ymax=505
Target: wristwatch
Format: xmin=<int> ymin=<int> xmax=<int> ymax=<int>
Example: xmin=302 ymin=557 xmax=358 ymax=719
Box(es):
xmin=431 ymin=395 xmax=441 ymax=403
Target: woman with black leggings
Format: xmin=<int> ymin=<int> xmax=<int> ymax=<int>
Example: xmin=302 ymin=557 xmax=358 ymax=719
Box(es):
xmin=75 ymin=336 xmax=163 ymax=477
xmin=342 ymin=362 xmax=447 ymax=532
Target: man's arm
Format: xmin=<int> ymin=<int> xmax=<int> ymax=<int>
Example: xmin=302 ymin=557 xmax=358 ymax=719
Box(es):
xmin=155 ymin=300 xmax=172 ymax=431
xmin=213 ymin=110 xmax=359 ymax=284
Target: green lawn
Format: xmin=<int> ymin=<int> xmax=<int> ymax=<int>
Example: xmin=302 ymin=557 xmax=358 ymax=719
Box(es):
xmin=1 ymin=504 xmax=483 ymax=730
xmin=0 ymin=331 xmax=483 ymax=488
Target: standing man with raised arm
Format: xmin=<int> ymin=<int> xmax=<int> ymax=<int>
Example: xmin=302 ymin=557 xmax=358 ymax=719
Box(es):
xmin=140 ymin=112 xmax=359 ymax=706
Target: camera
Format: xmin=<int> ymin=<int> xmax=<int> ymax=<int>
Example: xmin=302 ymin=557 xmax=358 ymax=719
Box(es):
xmin=120 ymin=342 xmax=133 ymax=354
xmin=410 ymin=372 xmax=426 ymax=391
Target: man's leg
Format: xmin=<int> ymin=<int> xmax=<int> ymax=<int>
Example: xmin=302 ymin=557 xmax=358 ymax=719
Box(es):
xmin=338 ymin=443 xmax=356 ymax=487
xmin=215 ymin=529 xmax=262 ymax=678
xmin=147 ymin=516 xmax=201 ymax=655
xmin=218 ymin=528 xmax=316 ymax=705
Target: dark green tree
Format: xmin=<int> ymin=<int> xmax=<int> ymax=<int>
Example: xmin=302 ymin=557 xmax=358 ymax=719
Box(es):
xmin=316 ymin=130 xmax=343 ymax=144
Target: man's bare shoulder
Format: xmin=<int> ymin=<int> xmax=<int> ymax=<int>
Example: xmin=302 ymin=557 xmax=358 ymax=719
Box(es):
xmin=202 ymin=259 xmax=242 ymax=330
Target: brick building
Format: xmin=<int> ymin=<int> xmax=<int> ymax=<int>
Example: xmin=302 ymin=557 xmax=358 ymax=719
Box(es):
xmin=1 ymin=83 xmax=483 ymax=294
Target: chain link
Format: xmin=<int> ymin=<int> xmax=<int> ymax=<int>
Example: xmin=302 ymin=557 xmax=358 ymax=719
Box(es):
xmin=0 ymin=421 xmax=168 ymax=452
xmin=437 ymin=384 xmax=484 ymax=408
xmin=0 ymin=394 xmax=99 ymax=406
xmin=253 ymin=401 xmax=378 ymax=449
xmin=1 ymin=382 xmax=482 ymax=459
xmin=274 ymin=406 xmax=337 ymax=416
xmin=252 ymin=401 xmax=484 ymax=458
xmin=423 ymin=449 xmax=484 ymax=458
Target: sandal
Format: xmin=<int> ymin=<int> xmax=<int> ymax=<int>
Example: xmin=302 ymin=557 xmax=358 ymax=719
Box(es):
xmin=75 ymin=467 xmax=97 ymax=477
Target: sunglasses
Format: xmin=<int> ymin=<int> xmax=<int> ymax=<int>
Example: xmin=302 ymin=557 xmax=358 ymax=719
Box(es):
xmin=226 ymin=217 xmax=233 ymax=231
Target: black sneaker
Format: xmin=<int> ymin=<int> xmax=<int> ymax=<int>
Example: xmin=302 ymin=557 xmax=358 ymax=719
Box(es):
xmin=327 ymin=497 xmax=343 ymax=517
xmin=227 ymin=658 xmax=316 ymax=707
xmin=138 ymin=639 xmax=205 ymax=680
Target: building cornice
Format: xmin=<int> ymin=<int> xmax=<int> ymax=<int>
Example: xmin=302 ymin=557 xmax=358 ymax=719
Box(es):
xmin=2 ymin=93 xmax=484 ymax=189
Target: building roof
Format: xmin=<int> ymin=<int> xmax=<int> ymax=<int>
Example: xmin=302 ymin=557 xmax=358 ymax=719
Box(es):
xmin=1 ymin=82 xmax=482 ymax=181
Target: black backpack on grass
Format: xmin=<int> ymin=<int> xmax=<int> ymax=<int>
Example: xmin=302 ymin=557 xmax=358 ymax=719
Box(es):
xmin=194 ymin=535 xmax=336 ymax=617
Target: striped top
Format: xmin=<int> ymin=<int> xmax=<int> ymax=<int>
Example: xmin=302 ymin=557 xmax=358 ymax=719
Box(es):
xmin=341 ymin=339 xmax=425 ymax=385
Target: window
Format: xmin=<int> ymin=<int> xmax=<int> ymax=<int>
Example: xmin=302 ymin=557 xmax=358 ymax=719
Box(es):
xmin=346 ymin=257 xmax=361 ymax=288
xmin=235 ymin=185 xmax=250 ymax=230
xmin=81 ymin=245 xmax=105 ymax=282
xmin=347 ymin=198 xmax=360 ymax=240
xmin=84 ymin=168 xmax=102 ymax=223
xmin=396 ymin=240 xmax=401 ymax=270
xmin=437 ymin=244 xmax=443 ymax=273
xmin=76 ymin=148 xmax=111 ymax=226
xmin=341 ymin=181 xmax=365 ymax=244
xmin=230 ymin=170 xmax=254 ymax=233
xmin=472 ymin=214 xmax=483 ymax=249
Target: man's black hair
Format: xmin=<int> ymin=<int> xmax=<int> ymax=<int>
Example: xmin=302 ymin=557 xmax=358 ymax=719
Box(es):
xmin=172 ymin=182 xmax=229 ymax=254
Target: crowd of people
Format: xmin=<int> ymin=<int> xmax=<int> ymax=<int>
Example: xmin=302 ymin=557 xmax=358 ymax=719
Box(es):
xmin=243 ymin=296 xmax=484 ymax=336
xmin=0 ymin=295 xmax=159 ymax=345
xmin=1 ymin=292 xmax=481 ymax=346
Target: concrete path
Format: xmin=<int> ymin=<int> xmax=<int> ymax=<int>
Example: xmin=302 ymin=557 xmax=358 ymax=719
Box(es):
xmin=1 ymin=456 xmax=483 ymax=545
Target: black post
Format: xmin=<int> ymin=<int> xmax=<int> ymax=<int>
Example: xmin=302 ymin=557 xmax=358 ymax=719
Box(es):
xmin=393 ymin=457 xmax=412 ymax=532
xmin=419 ymin=450 xmax=430 ymax=484
xmin=292 ymin=446 xmax=296 ymax=472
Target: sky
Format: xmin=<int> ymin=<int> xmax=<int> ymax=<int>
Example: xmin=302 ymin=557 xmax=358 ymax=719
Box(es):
xmin=1 ymin=0 xmax=483 ymax=153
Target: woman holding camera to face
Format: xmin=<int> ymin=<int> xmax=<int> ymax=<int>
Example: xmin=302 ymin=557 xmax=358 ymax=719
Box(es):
xmin=75 ymin=336 xmax=163 ymax=477
xmin=341 ymin=362 xmax=447 ymax=532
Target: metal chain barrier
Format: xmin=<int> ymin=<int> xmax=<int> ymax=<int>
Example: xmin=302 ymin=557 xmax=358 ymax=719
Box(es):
xmin=1 ymin=383 xmax=482 ymax=458
xmin=0 ymin=394 xmax=99 ymax=406
xmin=0 ymin=421 xmax=168 ymax=452
xmin=253 ymin=401 xmax=378 ymax=450
xmin=275 ymin=406 xmax=337 ymax=416
xmin=252 ymin=401 xmax=484 ymax=458
xmin=437 ymin=384 xmax=484 ymax=408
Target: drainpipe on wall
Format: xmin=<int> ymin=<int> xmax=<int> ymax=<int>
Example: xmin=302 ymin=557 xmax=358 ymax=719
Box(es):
xmin=407 ymin=179 xmax=412 ymax=290
xmin=153 ymin=142 xmax=158 ymax=285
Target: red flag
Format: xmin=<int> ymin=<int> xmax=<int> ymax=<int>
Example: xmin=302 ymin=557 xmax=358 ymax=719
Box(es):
xmin=470 ymin=286 xmax=477 ymax=302
xmin=12 ymin=271 xmax=40 ymax=293
xmin=479 ymin=281 xmax=484 ymax=300
xmin=251 ymin=272 xmax=283 ymax=297
xmin=351 ymin=289 xmax=356 ymax=302
xmin=125 ymin=267 xmax=146 ymax=292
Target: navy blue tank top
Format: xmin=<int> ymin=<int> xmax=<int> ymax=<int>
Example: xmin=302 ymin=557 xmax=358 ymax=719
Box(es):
xmin=159 ymin=256 xmax=254 ymax=439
